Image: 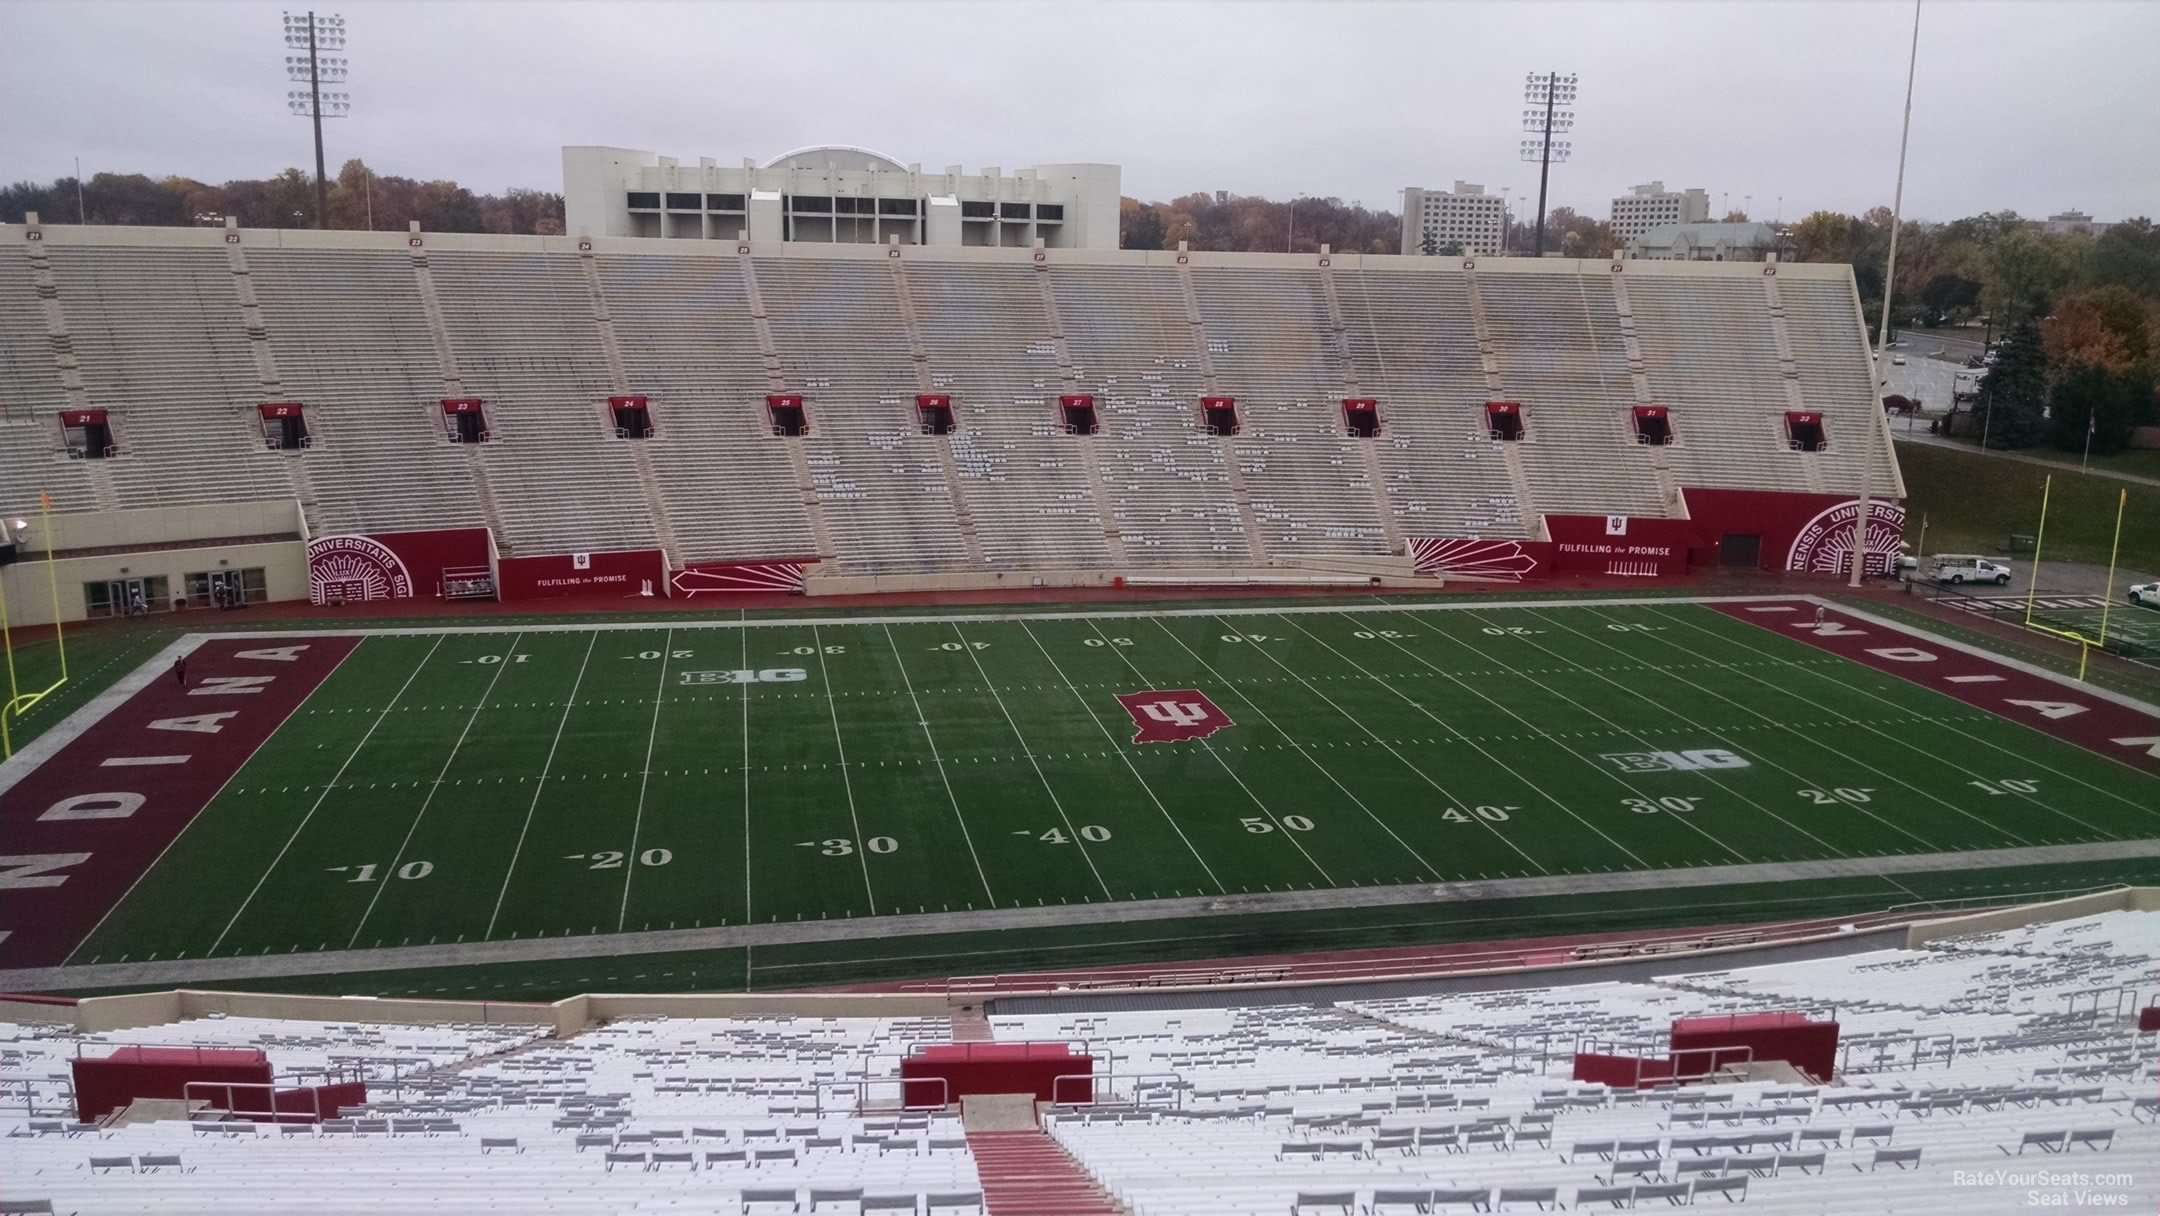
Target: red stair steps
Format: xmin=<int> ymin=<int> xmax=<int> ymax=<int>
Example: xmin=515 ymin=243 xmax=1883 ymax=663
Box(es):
xmin=965 ymin=1128 xmax=1124 ymax=1216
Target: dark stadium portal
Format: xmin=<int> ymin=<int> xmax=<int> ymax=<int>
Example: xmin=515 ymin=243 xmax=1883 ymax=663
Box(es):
xmin=1486 ymin=402 xmax=1525 ymax=442
xmin=768 ymin=400 xmax=809 ymax=437
xmin=451 ymin=411 xmax=487 ymax=444
xmin=75 ymin=420 xmax=115 ymax=458
xmin=917 ymin=398 xmax=958 ymax=436
xmin=1059 ymin=396 xmax=1100 ymax=435
xmin=1719 ymin=533 xmax=1762 ymax=567
xmin=612 ymin=403 xmax=654 ymax=439
xmin=1202 ymin=399 xmax=1240 ymax=437
xmin=1632 ymin=408 xmax=1673 ymax=446
xmin=273 ymin=415 xmax=309 ymax=451
xmin=1343 ymin=400 xmax=1381 ymax=439
xmin=1786 ymin=413 xmax=1828 ymax=452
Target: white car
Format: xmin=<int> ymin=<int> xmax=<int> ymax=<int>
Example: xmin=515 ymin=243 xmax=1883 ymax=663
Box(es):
xmin=2130 ymin=582 xmax=2160 ymax=610
xmin=1891 ymin=354 xmax=1907 ymax=365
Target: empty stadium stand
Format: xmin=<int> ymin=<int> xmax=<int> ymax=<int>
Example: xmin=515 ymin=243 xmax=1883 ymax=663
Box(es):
xmin=0 ymin=220 xmax=1901 ymax=588
xmin=3 ymin=902 xmax=2152 ymax=1213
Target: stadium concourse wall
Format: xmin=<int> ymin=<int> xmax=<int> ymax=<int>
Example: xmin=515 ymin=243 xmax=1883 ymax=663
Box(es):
xmin=5 ymin=888 xmax=2150 ymax=1040
xmin=0 ymin=500 xmax=310 ymax=627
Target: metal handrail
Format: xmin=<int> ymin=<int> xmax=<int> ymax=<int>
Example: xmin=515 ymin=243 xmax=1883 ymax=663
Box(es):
xmin=182 ymin=1080 xmax=321 ymax=1125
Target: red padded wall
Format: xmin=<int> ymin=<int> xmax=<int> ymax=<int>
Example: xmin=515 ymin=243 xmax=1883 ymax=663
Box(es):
xmin=73 ymin=1046 xmax=272 ymax=1121
xmin=496 ymin=548 xmax=669 ymax=601
xmin=900 ymin=1043 xmax=1093 ymax=1107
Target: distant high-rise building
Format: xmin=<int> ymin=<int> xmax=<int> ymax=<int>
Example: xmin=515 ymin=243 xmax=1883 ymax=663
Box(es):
xmin=1610 ymin=182 xmax=1711 ymax=246
xmin=1400 ymin=182 xmax=1507 ymax=256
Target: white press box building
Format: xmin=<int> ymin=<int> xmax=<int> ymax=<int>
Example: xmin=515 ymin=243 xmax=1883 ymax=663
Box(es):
xmin=563 ymin=144 xmax=1122 ymax=249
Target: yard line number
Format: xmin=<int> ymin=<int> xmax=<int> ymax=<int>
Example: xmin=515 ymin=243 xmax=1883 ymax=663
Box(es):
xmin=1242 ymin=815 xmax=1315 ymax=833
xmin=1798 ymin=787 xmax=1876 ymax=805
xmin=798 ymin=837 xmax=899 ymax=856
xmin=1967 ymin=778 xmax=2041 ymax=796
xmin=1623 ymin=796 xmax=1702 ymax=814
xmin=1030 ymin=825 xmax=1113 ymax=844
xmin=565 ymin=850 xmax=673 ymax=869
xmin=327 ymin=861 xmax=433 ymax=882
xmin=1441 ymin=804 xmax=1516 ymax=823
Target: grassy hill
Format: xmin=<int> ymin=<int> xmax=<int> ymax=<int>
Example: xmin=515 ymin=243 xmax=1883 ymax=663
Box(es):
xmin=1896 ymin=440 xmax=2160 ymax=569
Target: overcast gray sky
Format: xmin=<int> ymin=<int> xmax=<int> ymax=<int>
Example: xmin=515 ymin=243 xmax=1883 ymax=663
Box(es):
xmin=2 ymin=0 xmax=2154 ymax=223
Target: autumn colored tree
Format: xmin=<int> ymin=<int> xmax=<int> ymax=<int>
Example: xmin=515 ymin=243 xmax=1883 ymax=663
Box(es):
xmin=2042 ymin=286 xmax=2158 ymax=372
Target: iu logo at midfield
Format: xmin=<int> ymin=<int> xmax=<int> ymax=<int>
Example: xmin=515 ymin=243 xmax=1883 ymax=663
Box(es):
xmin=1117 ymin=689 xmax=1234 ymax=744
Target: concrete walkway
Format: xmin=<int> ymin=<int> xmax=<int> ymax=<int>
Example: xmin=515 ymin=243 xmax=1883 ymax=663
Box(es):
xmin=4 ymin=838 xmax=2151 ymax=995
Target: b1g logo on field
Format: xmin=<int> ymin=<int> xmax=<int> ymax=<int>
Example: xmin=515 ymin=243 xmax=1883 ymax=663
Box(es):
xmin=1601 ymin=748 xmax=1751 ymax=774
xmin=1117 ymin=689 xmax=1234 ymax=744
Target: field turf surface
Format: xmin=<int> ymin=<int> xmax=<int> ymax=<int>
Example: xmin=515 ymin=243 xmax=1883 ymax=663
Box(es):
xmin=56 ymin=596 xmax=2160 ymax=973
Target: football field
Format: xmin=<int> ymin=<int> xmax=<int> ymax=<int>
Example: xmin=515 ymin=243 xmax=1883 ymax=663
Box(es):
xmin=17 ymin=595 xmax=2160 ymax=975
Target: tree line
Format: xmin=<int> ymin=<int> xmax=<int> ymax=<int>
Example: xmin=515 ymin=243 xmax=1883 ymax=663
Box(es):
xmin=0 ymin=160 xmax=564 ymax=236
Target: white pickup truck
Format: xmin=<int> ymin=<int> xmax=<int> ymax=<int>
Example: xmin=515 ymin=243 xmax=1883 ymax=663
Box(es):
xmin=1928 ymin=555 xmax=2013 ymax=586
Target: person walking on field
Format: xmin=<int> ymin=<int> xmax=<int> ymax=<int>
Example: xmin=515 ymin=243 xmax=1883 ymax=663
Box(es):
xmin=1813 ymin=605 xmax=1826 ymax=630
xmin=173 ymin=653 xmax=188 ymax=688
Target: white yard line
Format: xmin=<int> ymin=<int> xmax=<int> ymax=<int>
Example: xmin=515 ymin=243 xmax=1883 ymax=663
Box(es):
xmin=883 ymin=623 xmax=998 ymax=905
xmin=485 ymin=632 xmax=599 ymax=939
xmin=205 ymin=635 xmax=447 ymax=957
xmin=1083 ymin=618 xmax=1335 ymax=886
xmin=1016 ymin=620 xmax=1224 ymax=893
xmin=1152 ymin=616 xmax=1446 ymax=881
xmin=1219 ymin=613 xmax=1548 ymax=877
xmin=812 ymin=623 xmax=878 ymax=915
xmin=1409 ymin=605 xmax=1817 ymax=865
xmin=740 ymin=614 xmax=753 ymax=925
xmin=617 ymin=629 xmax=676 ymax=932
xmin=1281 ymin=613 xmax=1657 ymax=870
xmin=347 ymin=634 xmax=525 ymax=949
xmin=1662 ymin=604 xmax=2160 ymax=829
xmin=1568 ymin=604 xmax=2069 ymax=847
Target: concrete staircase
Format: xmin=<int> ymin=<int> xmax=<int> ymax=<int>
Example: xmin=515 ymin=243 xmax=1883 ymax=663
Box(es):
xmin=965 ymin=1128 xmax=1126 ymax=1216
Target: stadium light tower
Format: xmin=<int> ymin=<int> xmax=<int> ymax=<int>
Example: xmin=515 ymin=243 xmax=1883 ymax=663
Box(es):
xmin=283 ymin=11 xmax=349 ymax=229
xmin=1520 ymin=72 xmax=1577 ymax=258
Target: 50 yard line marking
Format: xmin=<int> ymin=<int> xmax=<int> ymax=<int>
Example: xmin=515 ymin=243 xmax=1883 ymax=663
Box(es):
xmin=348 ymin=633 xmax=525 ymax=949
xmin=207 ymin=634 xmax=445 ymax=957
xmin=616 ymin=628 xmax=675 ymax=932
xmin=1085 ymin=618 xmax=1334 ymax=885
xmin=884 ymin=623 xmax=996 ymax=905
xmin=813 ymin=623 xmax=878 ymax=915
xmin=1213 ymin=613 xmax=1546 ymax=877
xmin=485 ymin=631 xmax=598 ymax=939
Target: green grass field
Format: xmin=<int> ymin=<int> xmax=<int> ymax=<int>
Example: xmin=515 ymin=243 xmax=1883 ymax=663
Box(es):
xmin=1896 ymin=440 xmax=2160 ymax=569
xmin=64 ymin=597 xmax=2160 ymax=974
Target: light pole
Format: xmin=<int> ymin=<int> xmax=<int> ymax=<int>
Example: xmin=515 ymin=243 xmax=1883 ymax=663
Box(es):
xmin=1521 ymin=72 xmax=1577 ymax=259
xmin=1851 ymin=0 xmax=1923 ymax=589
xmin=1286 ymin=193 xmax=1308 ymax=253
xmin=283 ymin=11 xmax=349 ymax=229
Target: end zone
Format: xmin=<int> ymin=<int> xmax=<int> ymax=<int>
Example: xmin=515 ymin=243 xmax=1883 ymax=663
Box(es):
xmin=0 ymin=637 xmax=357 ymax=968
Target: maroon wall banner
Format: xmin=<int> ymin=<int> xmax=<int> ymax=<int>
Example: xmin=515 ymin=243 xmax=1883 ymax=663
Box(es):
xmin=1712 ymin=601 xmax=2160 ymax=776
xmin=1544 ymin=514 xmax=1696 ymax=578
xmin=306 ymin=527 xmax=493 ymax=604
xmin=671 ymin=559 xmax=815 ymax=596
xmin=1684 ymin=488 xmax=1908 ymax=575
xmin=1414 ymin=490 xmax=1908 ymax=582
xmin=496 ymin=548 xmax=669 ymax=601
xmin=0 ymin=636 xmax=358 ymax=968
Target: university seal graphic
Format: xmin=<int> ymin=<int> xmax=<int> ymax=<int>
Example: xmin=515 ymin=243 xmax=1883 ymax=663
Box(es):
xmin=1116 ymin=689 xmax=1234 ymax=744
xmin=306 ymin=534 xmax=415 ymax=604
xmin=1786 ymin=499 xmax=1908 ymax=575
